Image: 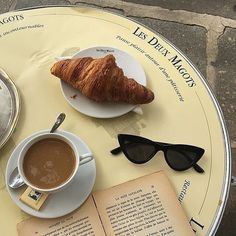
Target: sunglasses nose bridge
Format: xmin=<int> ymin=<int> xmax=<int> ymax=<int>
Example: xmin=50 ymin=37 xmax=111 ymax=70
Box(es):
xmin=153 ymin=144 xmax=167 ymax=160
xmin=154 ymin=142 xmax=167 ymax=152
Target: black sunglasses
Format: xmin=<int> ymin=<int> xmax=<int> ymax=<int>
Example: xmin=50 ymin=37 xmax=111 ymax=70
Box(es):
xmin=111 ymin=134 xmax=205 ymax=173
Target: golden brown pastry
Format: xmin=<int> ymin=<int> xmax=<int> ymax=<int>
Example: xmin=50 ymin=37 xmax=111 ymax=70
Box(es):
xmin=50 ymin=54 xmax=154 ymax=104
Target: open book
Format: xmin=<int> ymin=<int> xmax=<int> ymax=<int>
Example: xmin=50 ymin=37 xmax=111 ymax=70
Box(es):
xmin=17 ymin=171 xmax=194 ymax=236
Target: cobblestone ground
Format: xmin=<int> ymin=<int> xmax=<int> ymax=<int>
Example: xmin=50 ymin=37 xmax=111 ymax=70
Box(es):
xmin=1 ymin=0 xmax=235 ymax=235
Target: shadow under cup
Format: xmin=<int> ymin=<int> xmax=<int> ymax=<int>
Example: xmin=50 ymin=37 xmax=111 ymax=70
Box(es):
xmin=18 ymin=133 xmax=93 ymax=193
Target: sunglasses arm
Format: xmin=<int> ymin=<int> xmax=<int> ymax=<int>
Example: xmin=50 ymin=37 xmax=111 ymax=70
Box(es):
xmin=193 ymin=164 xmax=204 ymax=173
xmin=110 ymin=146 xmax=122 ymax=155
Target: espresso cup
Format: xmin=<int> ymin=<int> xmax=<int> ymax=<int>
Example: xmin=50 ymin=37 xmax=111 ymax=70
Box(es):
xmin=18 ymin=132 xmax=93 ymax=193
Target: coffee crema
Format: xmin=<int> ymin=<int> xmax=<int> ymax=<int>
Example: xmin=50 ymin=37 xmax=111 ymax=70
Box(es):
xmin=23 ymin=138 xmax=76 ymax=189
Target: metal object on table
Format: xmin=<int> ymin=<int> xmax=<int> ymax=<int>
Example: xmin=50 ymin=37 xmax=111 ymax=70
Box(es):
xmin=0 ymin=68 xmax=20 ymax=149
xmin=50 ymin=113 xmax=66 ymax=133
xmin=8 ymin=167 xmax=24 ymax=189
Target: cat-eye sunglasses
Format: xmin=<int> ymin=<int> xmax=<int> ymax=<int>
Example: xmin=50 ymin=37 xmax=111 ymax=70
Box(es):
xmin=111 ymin=134 xmax=205 ymax=173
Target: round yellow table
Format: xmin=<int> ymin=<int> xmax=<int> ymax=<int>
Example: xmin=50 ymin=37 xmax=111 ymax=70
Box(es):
xmin=0 ymin=6 xmax=231 ymax=236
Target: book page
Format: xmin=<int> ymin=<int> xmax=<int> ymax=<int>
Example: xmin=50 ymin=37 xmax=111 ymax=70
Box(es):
xmin=93 ymin=171 xmax=194 ymax=236
xmin=17 ymin=196 xmax=105 ymax=236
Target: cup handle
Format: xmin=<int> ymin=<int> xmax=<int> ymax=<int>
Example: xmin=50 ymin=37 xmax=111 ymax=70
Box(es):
xmin=79 ymin=153 xmax=93 ymax=165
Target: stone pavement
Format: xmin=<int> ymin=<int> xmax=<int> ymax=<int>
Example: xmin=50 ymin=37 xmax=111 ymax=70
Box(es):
xmin=1 ymin=0 xmax=236 ymax=235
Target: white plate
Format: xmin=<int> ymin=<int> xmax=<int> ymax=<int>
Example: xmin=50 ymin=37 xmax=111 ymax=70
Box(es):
xmin=5 ymin=130 xmax=96 ymax=218
xmin=60 ymin=46 xmax=146 ymax=118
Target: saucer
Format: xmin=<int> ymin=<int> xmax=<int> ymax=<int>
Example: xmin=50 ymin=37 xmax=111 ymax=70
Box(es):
xmin=60 ymin=46 xmax=147 ymax=118
xmin=5 ymin=130 xmax=96 ymax=218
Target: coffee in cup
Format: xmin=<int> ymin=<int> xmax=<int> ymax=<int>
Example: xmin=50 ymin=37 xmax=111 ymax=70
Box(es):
xmin=18 ymin=132 xmax=93 ymax=193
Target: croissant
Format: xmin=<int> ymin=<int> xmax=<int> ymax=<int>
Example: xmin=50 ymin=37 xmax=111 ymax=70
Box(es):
xmin=50 ymin=54 xmax=154 ymax=104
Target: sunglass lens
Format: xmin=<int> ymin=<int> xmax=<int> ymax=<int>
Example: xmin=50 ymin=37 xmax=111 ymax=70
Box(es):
xmin=124 ymin=140 xmax=156 ymax=164
xmin=166 ymin=148 xmax=197 ymax=170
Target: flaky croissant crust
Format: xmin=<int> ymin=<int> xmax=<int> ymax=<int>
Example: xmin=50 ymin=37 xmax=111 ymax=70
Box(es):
xmin=51 ymin=54 xmax=154 ymax=104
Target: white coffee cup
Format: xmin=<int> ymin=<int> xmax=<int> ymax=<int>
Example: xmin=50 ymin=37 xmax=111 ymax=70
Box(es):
xmin=18 ymin=132 xmax=93 ymax=193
